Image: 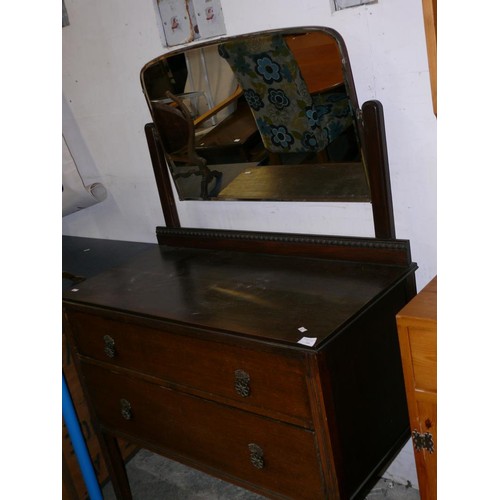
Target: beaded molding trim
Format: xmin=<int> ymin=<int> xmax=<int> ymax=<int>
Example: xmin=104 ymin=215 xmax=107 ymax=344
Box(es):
xmin=156 ymin=227 xmax=408 ymax=252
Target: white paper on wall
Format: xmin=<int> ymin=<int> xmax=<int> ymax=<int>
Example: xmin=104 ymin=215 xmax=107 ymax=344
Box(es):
xmin=331 ymin=0 xmax=377 ymax=11
xmin=157 ymin=0 xmax=195 ymax=46
xmin=191 ymin=0 xmax=226 ymax=39
xmin=62 ymin=136 xmax=107 ymax=217
xmin=153 ymin=0 xmax=225 ymax=46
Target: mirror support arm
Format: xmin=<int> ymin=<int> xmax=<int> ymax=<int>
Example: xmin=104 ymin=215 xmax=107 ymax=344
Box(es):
xmin=145 ymin=123 xmax=181 ymax=228
xmin=362 ymin=100 xmax=396 ymax=240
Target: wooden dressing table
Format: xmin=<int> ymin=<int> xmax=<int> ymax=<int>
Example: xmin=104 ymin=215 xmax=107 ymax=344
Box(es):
xmin=63 ymin=229 xmax=417 ymax=499
xmin=64 ymin=27 xmax=418 ymax=500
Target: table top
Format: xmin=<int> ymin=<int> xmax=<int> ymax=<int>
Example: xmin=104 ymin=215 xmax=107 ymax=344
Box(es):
xmin=63 ymin=242 xmax=415 ymax=349
xmin=62 ymin=236 xmax=153 ymax=291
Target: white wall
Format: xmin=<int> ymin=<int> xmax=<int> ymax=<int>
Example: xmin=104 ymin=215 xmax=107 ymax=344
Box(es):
xmin=62 ymin=1 xmax=435 ymax=486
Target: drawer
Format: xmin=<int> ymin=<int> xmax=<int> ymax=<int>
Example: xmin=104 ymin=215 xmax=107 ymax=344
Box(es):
xmin=408 ymin=327 xmax=436 ymax=393
xmin=81 ymin=362 xmax=325 ymax=500
xmin=66 ymin=310 xmax=311 ymax=425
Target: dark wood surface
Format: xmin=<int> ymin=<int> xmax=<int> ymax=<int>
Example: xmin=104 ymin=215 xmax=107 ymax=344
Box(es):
xmin=155 ymin=227 xmax=414 ymax=266
xmin=361 ymin=101 xmax=396 ymax=239
xmin=144 ymin=123 xmax=181 ymax=228
xmin=81 ymin=361 xmax=325 ymax=499
xmin=63 ymin=242 xmax=415 ymax=348
xmin=62 ymin=237 xmax=153 ymax=498
xmin=323 ymin=283 xmax=411 ymax=497
xmin=63 ymin=233 xmax=417 ymax=499
xmin=67 ymin=308 xmax=312 ymax=427
xmin=62 ymin=236 xmax=154 ymax=288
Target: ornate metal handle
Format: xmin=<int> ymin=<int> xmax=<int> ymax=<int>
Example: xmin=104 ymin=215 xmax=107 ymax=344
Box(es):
xmin=234 ymin=369 xmax=251 ymax=398
xmin=248 ymin=443 xmax=265 ymax=469
xmin=120 ymin=398 xmax=133 ymax=420
xmin=103 ymin=334 xmax=116 ymax=358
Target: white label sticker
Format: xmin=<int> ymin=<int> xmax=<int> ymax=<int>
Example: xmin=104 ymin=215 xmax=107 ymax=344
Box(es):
xmin=298 ymin=326 xmax=308 ymax=333
xmin=297 ymin=337 xmax=317 ymax=347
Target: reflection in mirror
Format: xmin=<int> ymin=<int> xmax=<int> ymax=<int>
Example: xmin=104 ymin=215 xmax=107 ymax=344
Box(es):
xmin=141 ymin=28 xmax=369 ymax=202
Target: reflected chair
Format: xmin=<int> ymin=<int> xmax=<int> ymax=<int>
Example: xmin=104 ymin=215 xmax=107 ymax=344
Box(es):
xmin=218 ymin=35 xmax=354 ymax=163
xmin=143 ymin=54 xmax=188 ymax=98
xmin=145 ymin=53 xmax=210 ymax=120
xmin=151 ymin=91 xmax=223 ymax=199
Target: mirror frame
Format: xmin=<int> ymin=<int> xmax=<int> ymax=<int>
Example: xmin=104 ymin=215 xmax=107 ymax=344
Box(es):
xmin=142 ymin=26 xmax=395 ymax=239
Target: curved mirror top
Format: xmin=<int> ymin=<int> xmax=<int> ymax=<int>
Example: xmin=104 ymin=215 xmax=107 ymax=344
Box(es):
xmin=141 ymin=28 xmax=369 ymax=202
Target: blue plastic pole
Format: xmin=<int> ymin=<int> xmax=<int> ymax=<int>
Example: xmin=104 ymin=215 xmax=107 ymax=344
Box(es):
xmin=62 ymin=374 xmax=103 ymax=500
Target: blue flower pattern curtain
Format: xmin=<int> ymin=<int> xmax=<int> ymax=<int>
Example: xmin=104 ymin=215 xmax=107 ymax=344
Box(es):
xmin=218 ymin=35 xmax=353 ymax=154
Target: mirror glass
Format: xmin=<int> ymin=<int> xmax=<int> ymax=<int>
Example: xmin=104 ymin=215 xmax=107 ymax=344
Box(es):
xmin=141 ymin=28 xmax=369 ymax=202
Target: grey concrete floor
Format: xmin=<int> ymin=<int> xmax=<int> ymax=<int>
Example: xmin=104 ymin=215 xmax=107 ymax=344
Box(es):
xmin=102 ymin=449 xmax=420 ymax=499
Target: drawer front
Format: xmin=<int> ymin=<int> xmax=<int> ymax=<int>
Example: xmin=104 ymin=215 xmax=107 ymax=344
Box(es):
xmin=81 ymin=362 xmax=325 ymax=499
xmin=408 ymin=327 xmax=436 ymax=393
xmin=66 ymin=310 xmax=311 ymax=425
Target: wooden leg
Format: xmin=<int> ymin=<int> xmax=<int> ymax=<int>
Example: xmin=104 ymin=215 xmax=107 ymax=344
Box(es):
xmin=99 ymin=432 xmax=133 ymax=500
xmin=62 ymin=453 xmax=79 ymax=500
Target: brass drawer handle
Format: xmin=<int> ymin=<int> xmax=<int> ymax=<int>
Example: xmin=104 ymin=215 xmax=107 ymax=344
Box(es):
xmin=120 ymin=399 xmax=133 ymax=420
xmin=248 ymin=443 xmax=265 ymax=469
xmin=234 ymin=369 xmax=251 ymax=398
xmin=103 ymin=335 xmax=116 ymax=358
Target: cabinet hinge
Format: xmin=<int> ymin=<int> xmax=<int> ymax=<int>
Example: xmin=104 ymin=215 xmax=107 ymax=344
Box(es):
xmin=412 ymin=430 xmax=434 ymax=453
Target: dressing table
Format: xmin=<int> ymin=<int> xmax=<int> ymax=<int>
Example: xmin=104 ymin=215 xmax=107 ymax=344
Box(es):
xmin=63 ymin=27 xmax=418 ymax=499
